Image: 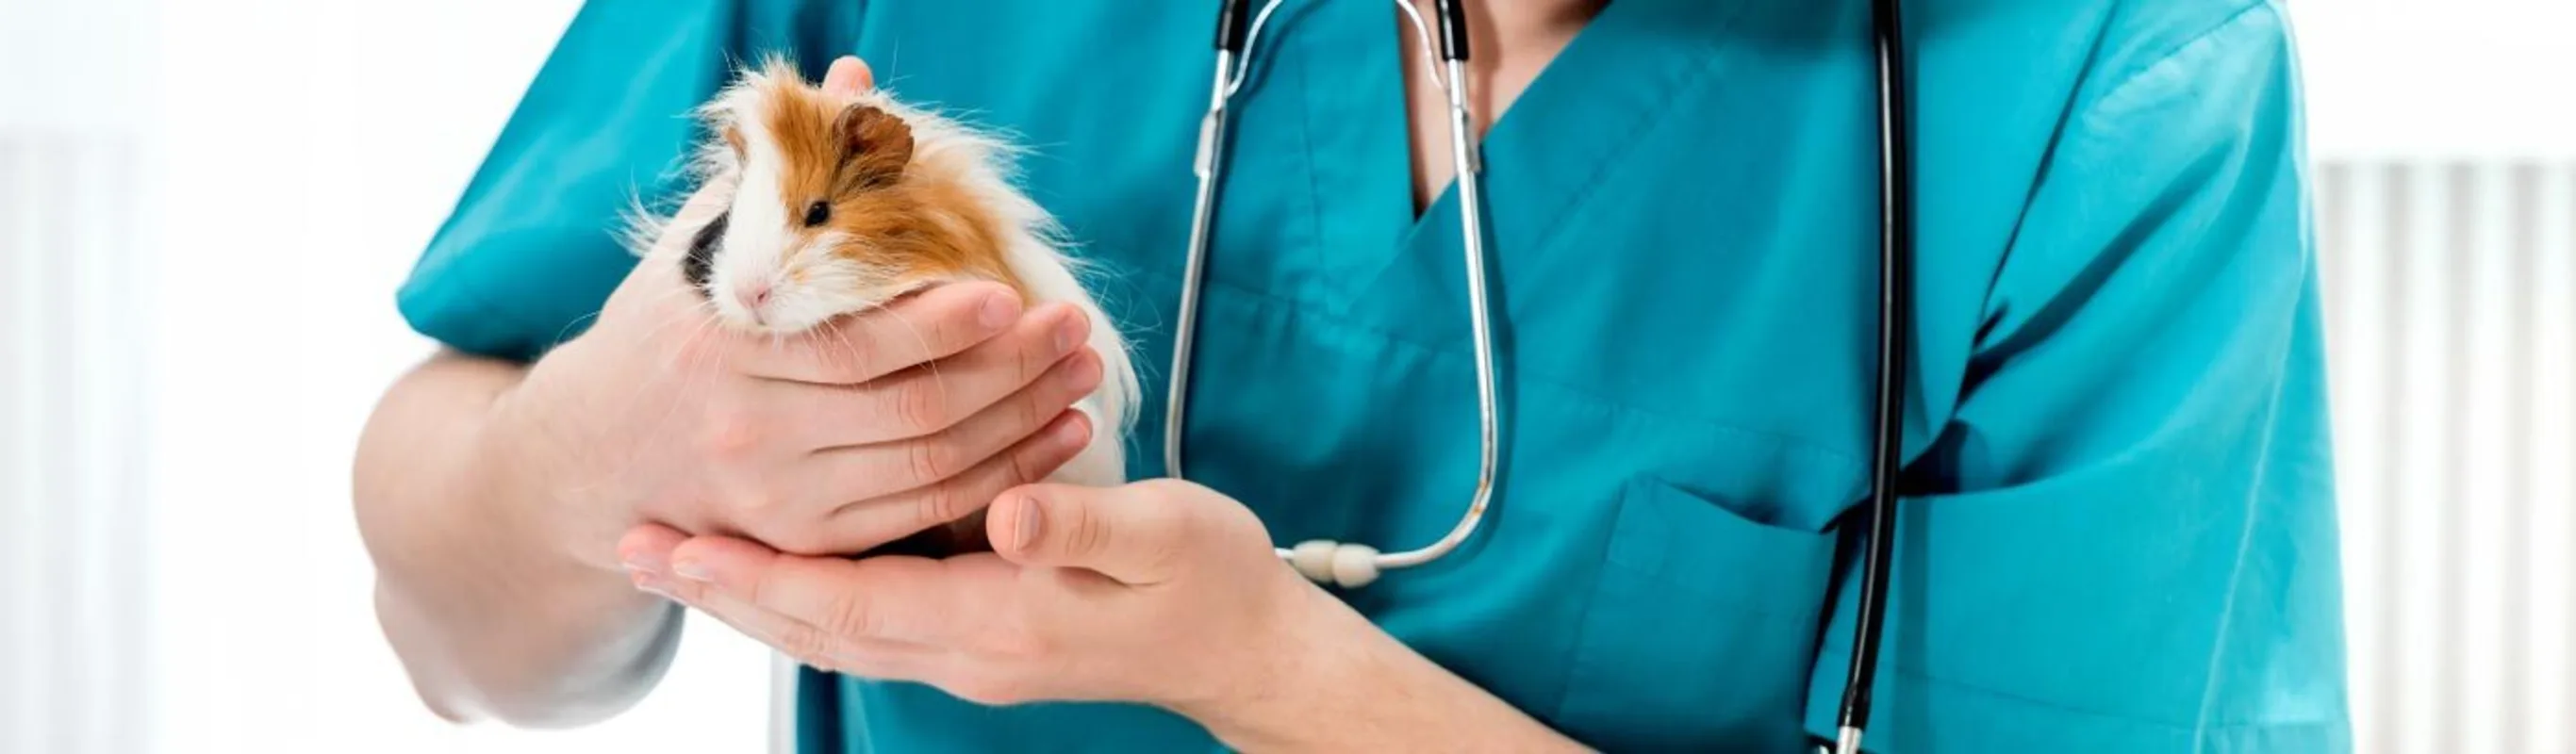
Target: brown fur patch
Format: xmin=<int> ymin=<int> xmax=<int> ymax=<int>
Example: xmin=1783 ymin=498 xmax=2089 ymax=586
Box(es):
xmin=747 ymin=63 xmax=1027 ymax=299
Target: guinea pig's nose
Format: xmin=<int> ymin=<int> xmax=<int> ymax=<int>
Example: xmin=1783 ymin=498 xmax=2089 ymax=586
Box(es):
xmin=736 ymin=281 xmax=773 ymax=310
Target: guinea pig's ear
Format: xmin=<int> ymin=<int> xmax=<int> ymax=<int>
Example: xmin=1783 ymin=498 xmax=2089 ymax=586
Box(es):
xmin=834 ymin=104 xmax=915 ymax=191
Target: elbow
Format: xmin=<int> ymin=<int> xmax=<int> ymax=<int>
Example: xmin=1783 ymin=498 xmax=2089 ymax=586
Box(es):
xmin=447 ymin=679 xmax=660 ymax=731
xmin=473 ymin=636 xmax=681 ymax=731
xmin=482 ymin=612 xmax=685 ymax=729
xmin=372 ymin=584 xmax=683 ymax=730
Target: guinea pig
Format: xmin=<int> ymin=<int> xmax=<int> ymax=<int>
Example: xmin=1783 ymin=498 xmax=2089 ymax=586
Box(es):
xmin=639 ymin=57 xmax=1139 ymax=554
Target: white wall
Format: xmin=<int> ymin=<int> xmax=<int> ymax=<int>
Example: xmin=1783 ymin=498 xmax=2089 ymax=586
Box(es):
xmin=2298 ymin=0 xmax=2576 ymax=161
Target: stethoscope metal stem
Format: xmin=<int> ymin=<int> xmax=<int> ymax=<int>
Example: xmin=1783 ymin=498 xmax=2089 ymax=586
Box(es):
xmin=1172 ymin=0 xmax=1500 ymax=584
xmin=1391 ymin=54 xmax=1501 ymax=571
xmin=1164 ymin=48 xmax=1236 ymax=483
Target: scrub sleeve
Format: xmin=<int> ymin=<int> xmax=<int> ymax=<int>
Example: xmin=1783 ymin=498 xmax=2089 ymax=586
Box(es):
xmin=1803 ymin=6 xmax=2351 ymax=750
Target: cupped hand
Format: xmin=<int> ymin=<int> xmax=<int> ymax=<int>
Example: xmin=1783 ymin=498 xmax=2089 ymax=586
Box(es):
xmin=500 ymin=56 xmax=1103 ymax=569
xmin=619 ymin=479 xmax=1343 ymax=713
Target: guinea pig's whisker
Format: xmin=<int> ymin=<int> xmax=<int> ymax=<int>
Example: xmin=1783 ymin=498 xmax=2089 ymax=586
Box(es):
xmin=659 ymin=312 xmax=729 ymax=435
xmin=595 ymin=300 xmax=713 ymax=432
xmin=652 ymin=286 xmax=712 ymax=317
xmin=670 ymin=310 xmax=727 ymax=403
xmin=631 ymin=312 xmax=702 ymax=367
xmin=878 ymin=303 xmax=948 ymax=406
xmin=579 ymin=308 xmax=725 ymax=494
xmin=631 ymin=287 xmax=723 ymax=357
xmin=823 ymin=322 xmax=864 ymax=385
xmin=550 ymin=310 xmax=605 ymax=352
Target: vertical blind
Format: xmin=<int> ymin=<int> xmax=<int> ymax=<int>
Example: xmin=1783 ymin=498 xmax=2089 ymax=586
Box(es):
xmin=1 ymin=133 xmax=154 ymax=754
xmin=2317 ymin=162 xmax=2576 ymax=754
xmin=3 ymin=0 xmax=157 ymax=748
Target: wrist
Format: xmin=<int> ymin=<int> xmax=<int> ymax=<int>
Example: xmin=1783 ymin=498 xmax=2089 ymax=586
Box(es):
xmin=1178 ymin=585 xmax=1592 ymax=753
xmin=1175 ymin=586 xmax=1391 ymax=751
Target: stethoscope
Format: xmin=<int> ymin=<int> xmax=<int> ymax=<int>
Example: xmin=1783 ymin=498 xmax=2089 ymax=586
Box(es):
xmin=1166 ymin=1 xmax=1914 ymax=751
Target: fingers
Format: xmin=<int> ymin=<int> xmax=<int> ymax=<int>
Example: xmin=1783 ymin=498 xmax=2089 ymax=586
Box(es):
xmin=617 ymin=523 xmax=694 ymax=575
xmin=690 ymin=586 xmax=933 ymax=679
xmin=782 ymin=303 xmax=1092 ymax=447
xmin=798 ymin=349 xmax=1101 ymax=499
xmin=630 ymin=529 xmax=940 ymax=679
xmin=669 ymin=535 xmax=966 ymax=647
xmin=822 ymin=56 xmax=874 ymax=94
xmin=844 ymin=304 xmax=1090 ymax=440
xmin=987 ymin=482 xmax=1196 ymax=585
xmin=806 ymin=411 xmax=1094 ymax=554
xmin=705 ymin=590 xmax=944 ymax=680
xmin=734 ymin=282 xmax=1023 ymax=385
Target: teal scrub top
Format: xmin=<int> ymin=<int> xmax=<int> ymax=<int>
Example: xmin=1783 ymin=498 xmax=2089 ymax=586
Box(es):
xmin=397 ymin=1 xmax=2349 ymax=750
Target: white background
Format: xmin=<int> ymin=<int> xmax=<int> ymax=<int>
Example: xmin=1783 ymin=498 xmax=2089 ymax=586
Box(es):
xmin=2294 ymin=0 xmax=2576 ymax=162
xmin=140 ymin=3 xmax=774 ymax=754
xmin=1 ymin=1 xmax=2572 ymax=752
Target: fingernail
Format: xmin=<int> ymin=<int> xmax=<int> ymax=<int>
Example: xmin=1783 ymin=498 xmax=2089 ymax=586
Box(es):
xmin=1010 ymin=496 xmax=1043 ymax=552
xmin=622 ymin=554 xmax=666 ymax=576
xmin=1058 ymin=414 xmax=1091 ymax=446
xmin=981 ymin=293 xmax=1016 ymax=331
xmin=631 ymin=570 xmax=681 ymax=601
xmin=1054 ymin=315 xmax=1082 ymax=353
xmin=672 ymin=559 xmax=713 ymax=582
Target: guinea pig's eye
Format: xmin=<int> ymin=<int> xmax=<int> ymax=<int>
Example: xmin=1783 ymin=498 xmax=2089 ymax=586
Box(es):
xmin=802 ymin=200 xmax=831 ymax=227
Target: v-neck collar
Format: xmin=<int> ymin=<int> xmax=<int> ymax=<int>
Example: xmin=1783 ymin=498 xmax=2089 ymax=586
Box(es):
xmin=1200 ymin=0 xmax=1748 ymax=320
xmin=1333 ymin=0 xmax=1756 ymax=320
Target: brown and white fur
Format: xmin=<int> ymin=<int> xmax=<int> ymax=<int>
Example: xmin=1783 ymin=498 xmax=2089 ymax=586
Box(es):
xmin=636 ymin=59 xmax=1138 ymax=548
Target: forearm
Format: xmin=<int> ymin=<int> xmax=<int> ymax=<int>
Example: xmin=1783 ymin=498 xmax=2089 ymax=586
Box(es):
xmin=1188 ymin=590 xmax=1593 ymax=753
xmin=354 ymin=348 xmax=678 ymax=727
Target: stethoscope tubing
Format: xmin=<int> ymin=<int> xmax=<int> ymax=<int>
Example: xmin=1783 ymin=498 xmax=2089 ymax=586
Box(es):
xmin=1174 ymin=2 xmax=1909 ymax=751
xmin=1173 ymin=0 xmax=1499 ymax=588
xmin=1838 ymin=0 xmax=1912 ymax=750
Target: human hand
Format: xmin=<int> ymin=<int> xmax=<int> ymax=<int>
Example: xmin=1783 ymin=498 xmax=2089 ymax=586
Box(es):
xmin=618 ymin=479 xmax=1345 ymax=713
xmin=496 ymin=57 xmax=1106 ymax=570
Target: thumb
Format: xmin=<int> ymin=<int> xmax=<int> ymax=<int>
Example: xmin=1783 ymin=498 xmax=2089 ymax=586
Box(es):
xmin=988 ymin=483 xmax=1190 ymax=584
xmin=821 ymin=56 xmax=874 ymax=95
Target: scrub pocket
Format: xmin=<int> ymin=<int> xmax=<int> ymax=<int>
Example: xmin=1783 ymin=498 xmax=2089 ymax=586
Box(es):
xmin=1554 ymin=477 xmax=1839 ymax=751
